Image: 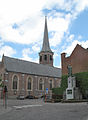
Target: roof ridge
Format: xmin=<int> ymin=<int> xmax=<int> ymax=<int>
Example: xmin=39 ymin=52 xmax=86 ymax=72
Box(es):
xmin=3 ymin=56 xmax=61 ymax=77
xmin=4 ymin=55 xmax=60 ymax=69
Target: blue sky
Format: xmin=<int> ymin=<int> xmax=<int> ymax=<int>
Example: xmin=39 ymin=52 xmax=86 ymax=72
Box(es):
xmin=0 ymin=0 xmax=88 ymax=68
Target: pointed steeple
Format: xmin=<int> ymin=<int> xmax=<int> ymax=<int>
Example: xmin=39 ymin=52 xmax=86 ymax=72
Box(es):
xmin=41 ymin=16 xmax=52 ymax=52
xmin=39 ymin=16 xmax=54 ymax=66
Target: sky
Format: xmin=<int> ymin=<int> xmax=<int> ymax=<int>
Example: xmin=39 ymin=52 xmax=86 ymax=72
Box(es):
xmin=0 ymin=0 xmax=88 ymax=68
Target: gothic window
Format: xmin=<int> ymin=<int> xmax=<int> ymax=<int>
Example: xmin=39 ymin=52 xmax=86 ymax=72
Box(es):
xmin=39 ymin=79 xmax=43 ymax=90
xmin=13 ymin=75 xmax=18 ymax=90
xmin=44 ymin=55 xmax=47 ymax=61
xmin=40 ymin=56 xmax=42 ymax=62
xmin=50 ymin=80 xmax=52 ymax=90
xmin=28 ymin=77 xmax=32 ymax=90
xmin=50 ymin=55 xmax=52 ymax=61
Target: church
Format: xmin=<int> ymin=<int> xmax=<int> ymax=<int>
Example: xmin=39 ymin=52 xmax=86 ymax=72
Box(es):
xmin=0 ymin=17 xmax=61 ymax=98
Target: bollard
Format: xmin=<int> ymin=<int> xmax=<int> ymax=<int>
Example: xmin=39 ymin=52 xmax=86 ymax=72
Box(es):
xmin=3 ymin=86 xmax=8 ymax=109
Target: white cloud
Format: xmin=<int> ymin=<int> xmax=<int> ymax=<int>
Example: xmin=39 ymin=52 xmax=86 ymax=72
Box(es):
xmin=0 ymin=0 xmax=88 ymax=55
xmin=53 ymin=51 xmax=59 ymax=59
xmin=0 ymin=45 xmax=16 ymax=59
xmin=0 ymin=15 xmax=44 ymax=44
xmin=0 ymin=0 xmax=76 ymax=47
xmin=69 ymin=0 xmax=88 ymax=20
xmin=75 ymin=0 xmax=88 ymax=13
xmin=0 ymin=41 xmax=4 ymax=47
xmin=49 ymin=15 xmax=71 ymax=32
xmin=22 ymin=48 xmax=33 ymax=58
xmin=44 ymin=0 xmax=73 ymax=12
xmin=21 ymin=56 xmax=39 ymax=63
xmin=48 ymin=13 xmax=72 ymax=46
xmin=62 ymin=39 xmax=88 ymax=57
xmin=0 ymin=11 xmax=72 ymax=47
xmin=50 ymin=32 xmax=64 ymax=46
xmin=80 ymin=40 xmax=88 ymax=49
xmin=0 ymin=0 xmax=45 ymax=24
xmin=66 ymin=34 xmax=74 ymax=42
xmin=55 ymin=61 xmax=61 ymax=68
xmin=32 ymin=58 xmax=39 ymax=64
xmin=21 ymin=48 xmax=39 ymax=63
xmin=64 ymin=40 xmax=80 ymax=56
xmin=32 ymin=45 xmax=40 ymax=53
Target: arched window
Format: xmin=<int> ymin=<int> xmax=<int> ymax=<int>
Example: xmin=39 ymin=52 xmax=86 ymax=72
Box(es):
xmin=13 ymin=75 xmax=18 ymax=90
xmin=50 ymin=55 xmax=52 ymax=61
xmin=44 ymin=55 xmax=47 ymax=61
xmin=40 ymin=56 xmax=42 ymax=62
xmin=28 ymin=77 xmax=32 ymax=90
xmin=39 ymin=79 xmax=43 ymax=90
xmin=50 ymin=80 xmax=52 ymax=90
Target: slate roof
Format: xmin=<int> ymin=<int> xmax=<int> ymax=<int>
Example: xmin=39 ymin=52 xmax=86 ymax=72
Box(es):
xmin=3 ymin=56 xmax=61 ymax=78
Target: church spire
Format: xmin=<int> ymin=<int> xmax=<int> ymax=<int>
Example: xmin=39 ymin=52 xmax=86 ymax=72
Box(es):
xmin=39 ymin=16 xmax=54 ymax=66
xmin=41 ymin=16 xmax=52 ymax=52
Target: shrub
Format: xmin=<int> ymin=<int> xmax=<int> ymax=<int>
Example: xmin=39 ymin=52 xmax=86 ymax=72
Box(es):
xmin=52 ymin=75 xmax=68 ymax=96
xmin=52 ymin=72 xmax=88 ymax=99
xmin=75 ymin=72 xmax=88 ymax=98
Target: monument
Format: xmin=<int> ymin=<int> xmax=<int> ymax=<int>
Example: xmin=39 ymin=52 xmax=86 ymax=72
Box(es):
xmin=66 ymin=65 xmax=76 ymax=100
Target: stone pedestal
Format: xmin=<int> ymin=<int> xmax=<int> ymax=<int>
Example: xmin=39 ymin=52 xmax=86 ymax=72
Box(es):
xmin=66 ymin=76 xmax=76 ymax=100
xmin=66 ymin=76 xmax=82 ymax=100
xmin=66 ymin=88 xmax=74 ymax=100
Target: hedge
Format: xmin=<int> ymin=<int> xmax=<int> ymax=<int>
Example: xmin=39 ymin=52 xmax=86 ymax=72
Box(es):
xmin=75 ymin=72 xmax=88 ymax=98
xmin=52 ymin=75 xmax=68 ymax=95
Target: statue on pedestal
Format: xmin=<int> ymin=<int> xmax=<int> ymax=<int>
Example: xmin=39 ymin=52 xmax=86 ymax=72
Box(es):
xmin=67 ymin=65 xmax=72 ymax=77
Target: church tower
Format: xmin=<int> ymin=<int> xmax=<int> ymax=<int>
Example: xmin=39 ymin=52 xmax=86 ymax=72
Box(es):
xmin=39 ymin=16 xmax=54 ymax=66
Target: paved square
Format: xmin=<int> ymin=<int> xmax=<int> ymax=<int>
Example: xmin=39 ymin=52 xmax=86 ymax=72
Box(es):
xmin=0 ymin=99 xmax=88 ymax=120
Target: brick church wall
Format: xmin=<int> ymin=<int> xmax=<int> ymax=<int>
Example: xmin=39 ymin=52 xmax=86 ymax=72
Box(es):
xmin=61 ymin=44 xmax=88 ymax=75
xmin=0 ymin=69 xmax=61 ymax=98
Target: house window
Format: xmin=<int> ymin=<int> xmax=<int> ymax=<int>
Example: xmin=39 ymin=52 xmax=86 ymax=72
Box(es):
xmin=13 ymin=75 xmax=18 ymax=90
xmin=39 ymin=79 xmax=43 ymax=90
xmin=44 ymin=55 xmax=47 ymax=61
xmin=50 ymin=55 xmax=52 ymax=61
xmin=50 ymin=80 xmax=52 ymax=90
xmin=28 ymin=77 xmax=32 ymax=90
